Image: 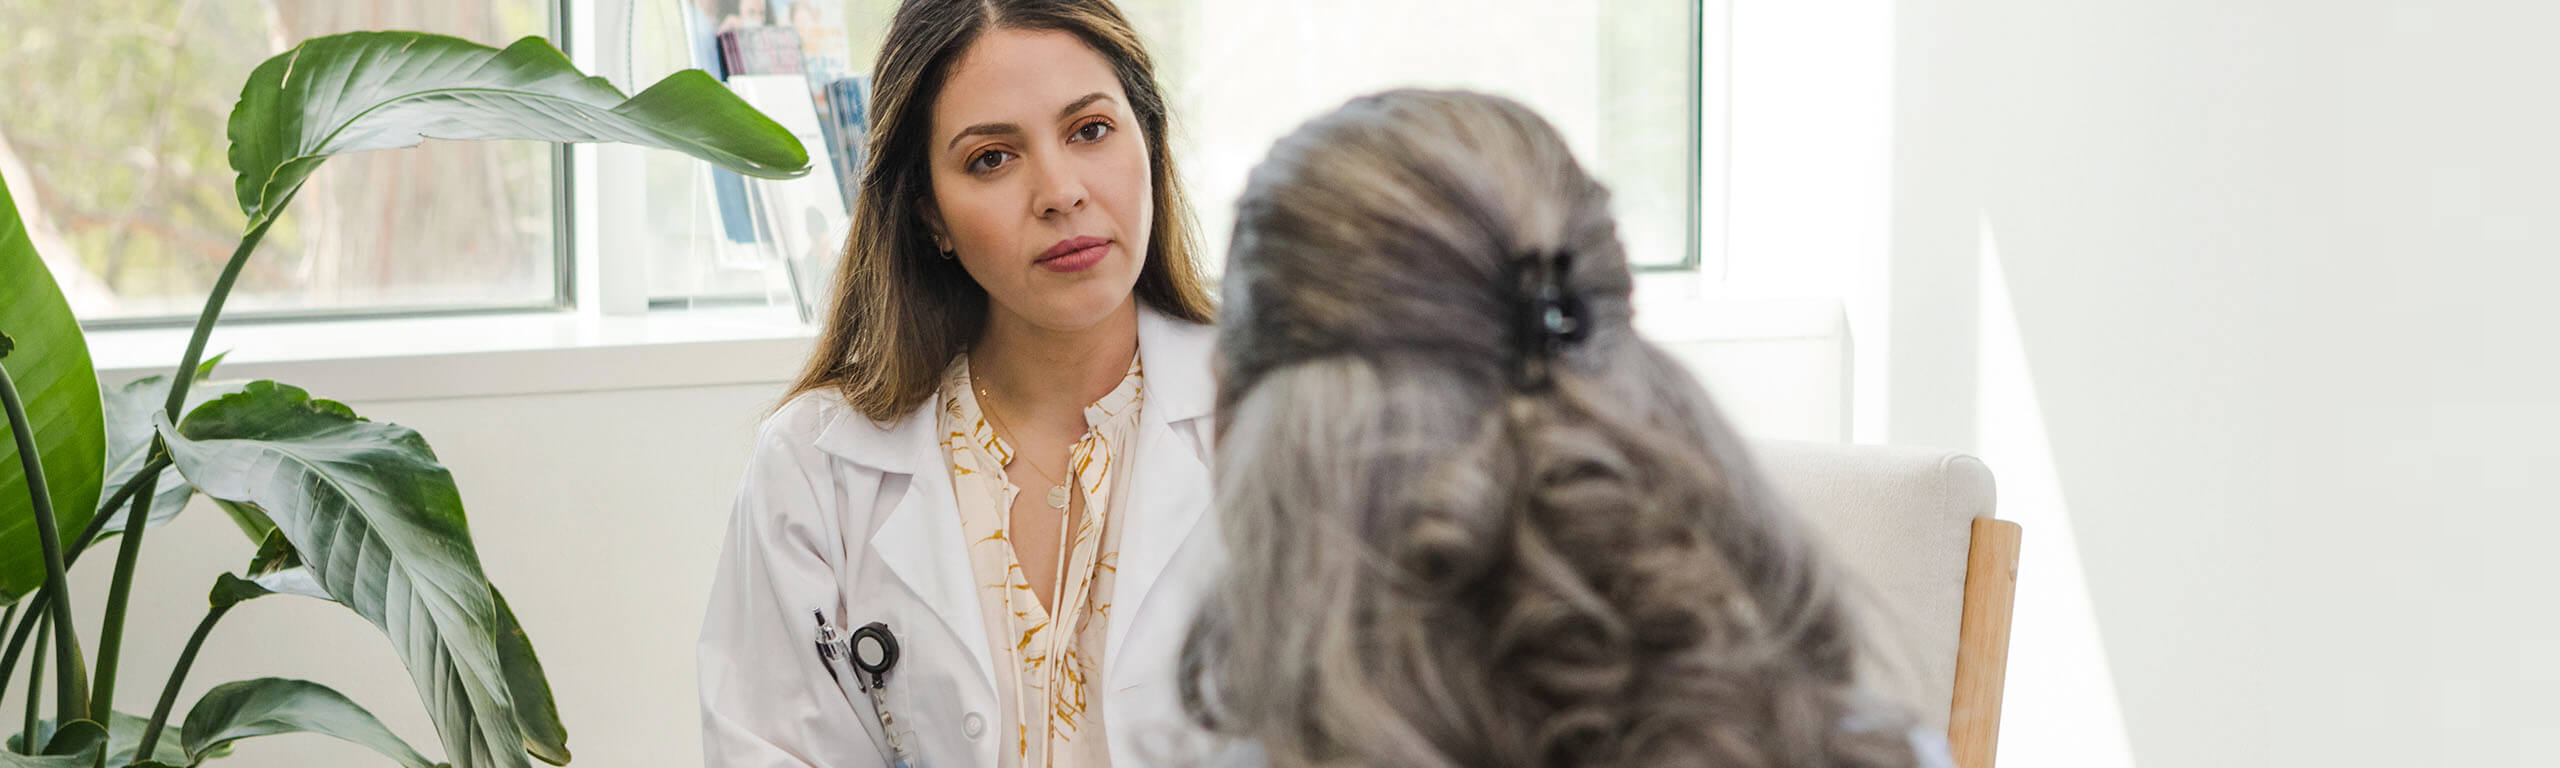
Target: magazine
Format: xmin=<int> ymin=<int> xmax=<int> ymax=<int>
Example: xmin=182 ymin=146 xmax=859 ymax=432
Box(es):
xmin=676 ymin=0 xmax=861 ymax=322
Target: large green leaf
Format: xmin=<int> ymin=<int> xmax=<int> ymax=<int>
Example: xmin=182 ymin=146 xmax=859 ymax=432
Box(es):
xmin=34 ymin=718 xmax=104 ymax=761
xmin=0 ymin=173 xmax=106 ymax=606
xmin=230 ymin=31 xmax=809 ymax=224
xmin=96 ymin=360 xmax=250 ymax=536
xmin=207 ymin=536 xmax=564 ymax=764
xmin=211 ymin=499 xmax=279 ymax=546
xmin=0 ymin=752 xmax=91 ymax=767
xmin=156 ymin=382 xmax=538 ymax=768
xmin=178 ymin=678 xmax=443 ymax=768
xmin=208 ymin=569 xmax=329 ymax=609
xmin=9 ymin=712 xmax=208 ymax=767
xmin=489 ymin=590 xmax=567 ymax=765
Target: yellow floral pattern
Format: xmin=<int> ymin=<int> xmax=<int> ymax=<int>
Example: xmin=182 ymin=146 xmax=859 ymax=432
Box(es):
xmin=940 ymin=353 xmax=1143 ymax=768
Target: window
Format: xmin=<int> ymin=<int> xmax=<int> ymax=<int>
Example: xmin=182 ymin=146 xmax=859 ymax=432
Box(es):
xmin=1 ymin=1 xmax=563 ymax=326
xmin=631 ymin=0 xmax=1712 ymax=308
xmin=1112 ymin=0 xmax=1709 ymax=272
xmin=18 ymin=1 xmax=1711 ymax=325
xmin=625 ymin=1 xmax=810 ymax=306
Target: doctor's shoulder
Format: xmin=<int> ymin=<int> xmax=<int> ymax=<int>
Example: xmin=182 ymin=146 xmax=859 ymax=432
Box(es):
xmin=728 ymin=386 xmax=909 ymax=544
xmin=744 ymin=387 xmax=856 ymax=479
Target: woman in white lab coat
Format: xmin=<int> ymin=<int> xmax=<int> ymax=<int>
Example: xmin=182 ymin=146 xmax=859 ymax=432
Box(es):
xmin=697 ymin=1 xmax=1219 ymax=766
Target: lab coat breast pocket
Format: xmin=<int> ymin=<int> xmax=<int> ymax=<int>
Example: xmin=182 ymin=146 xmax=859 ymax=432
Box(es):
xmin=847 ymin=553 xmax=1000 ymax=768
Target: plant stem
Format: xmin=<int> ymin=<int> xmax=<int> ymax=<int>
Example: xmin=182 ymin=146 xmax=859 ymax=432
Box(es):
xmin=20 ymin=612 xmax=41 ymax=755
xmin=0 ymin=454 xmax=147 ymax=703
xmin=0 ymin=462 xmax=143 ymax=708
xmin=0 ymin=604 xmax=16 ymax=754
xmin=93 ymin=201 xmax=290 ymax=723
xmin=0 ymin=454 xmax=169 ymax=714
xmin=0 ymin=593 xmax=42 ymax=713
xmin=88 ymin=486 xmax=152 ymax=722
xmin=66 ymin=455 xmax=170 ymax=561
xmin=134 ymin=604 xmax=228 ymax=763
xmin=159 ymin=211 xmax=285 ymax=460
xmin=0 ymin=593 xmax=77 ymax=747
xmin=0 ymin=363 xmax=88 ymax=724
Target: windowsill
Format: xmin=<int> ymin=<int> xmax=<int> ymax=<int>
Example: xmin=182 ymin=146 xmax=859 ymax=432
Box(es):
xmin=1630 ymin=271 xmax=1848 ymax=343
xmin=87 ymin=305 xmax=818 ymax=403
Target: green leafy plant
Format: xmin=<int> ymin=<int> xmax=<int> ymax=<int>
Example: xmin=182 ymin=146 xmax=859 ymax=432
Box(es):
xmin=0 ymin=32 xmax=808 ymax=767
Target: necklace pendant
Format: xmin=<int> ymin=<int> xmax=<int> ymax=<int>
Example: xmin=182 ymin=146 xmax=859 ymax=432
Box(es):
xmin=1047 ymin=485 xmax=1070 ymax=509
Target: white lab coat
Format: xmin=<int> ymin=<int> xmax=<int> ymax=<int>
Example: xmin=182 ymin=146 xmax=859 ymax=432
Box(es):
xmin=699 ymin=309 xmax=1225 ymax=768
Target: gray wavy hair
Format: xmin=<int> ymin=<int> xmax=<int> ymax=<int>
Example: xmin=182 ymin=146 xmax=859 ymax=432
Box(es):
xmin=1178 ymin=89 xmax=1922 ymax=768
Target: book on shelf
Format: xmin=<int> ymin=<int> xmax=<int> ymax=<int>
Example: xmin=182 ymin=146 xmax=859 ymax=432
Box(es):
xmin=678 ymin=1 xmax=868 ymax=322
xmin=717 ymin=24 xmax=805 ymax=77
xmin=819 ymin=75 xmax=872 ymax=214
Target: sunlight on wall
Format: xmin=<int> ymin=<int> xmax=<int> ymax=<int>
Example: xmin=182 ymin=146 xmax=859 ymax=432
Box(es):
xmin=1971 ymin=215 xmax=2135 ymax=766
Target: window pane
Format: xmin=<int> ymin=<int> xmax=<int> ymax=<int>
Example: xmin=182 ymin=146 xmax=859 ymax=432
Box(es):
xmin=0 ymin=1 xmax=559 ymax=324
xmin=1124 ymin=0 xmax=1698 ymax=269
xmin=635 ymin=0 xmax=811 ymax=304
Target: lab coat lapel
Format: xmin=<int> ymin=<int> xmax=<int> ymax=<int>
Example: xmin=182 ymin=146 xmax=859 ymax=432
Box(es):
xmin=819 ymin=393 xmax=1000 ymax=696
xmin=1106 ymin=310 xmax=1219 ymax=672
xmin=1103 ymin=416 xmax=1209 ymax=672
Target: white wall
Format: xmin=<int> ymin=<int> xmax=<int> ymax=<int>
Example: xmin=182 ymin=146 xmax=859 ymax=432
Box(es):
xmin=1723 ymin=0 xmax=1898 ymax=444
xmin=1891 ymin=1 xmax=2560 ymax=764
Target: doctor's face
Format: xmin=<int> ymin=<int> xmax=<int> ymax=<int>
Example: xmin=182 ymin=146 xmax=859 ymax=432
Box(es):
xmin=923 ymin=28 xmax=1153 ymax=333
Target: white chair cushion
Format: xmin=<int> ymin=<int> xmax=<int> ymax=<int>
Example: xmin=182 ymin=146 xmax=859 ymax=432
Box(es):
xmin=1746 ymin=440 xmax=1996 ymax=730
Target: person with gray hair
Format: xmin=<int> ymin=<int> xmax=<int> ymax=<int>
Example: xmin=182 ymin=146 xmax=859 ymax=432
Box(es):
xmin=1177 ymin=89 xmax=1954 ymax=768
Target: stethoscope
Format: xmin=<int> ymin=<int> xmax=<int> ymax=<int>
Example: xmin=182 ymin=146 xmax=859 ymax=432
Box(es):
xmin=816 ymin=612 xmax=920 ymax=768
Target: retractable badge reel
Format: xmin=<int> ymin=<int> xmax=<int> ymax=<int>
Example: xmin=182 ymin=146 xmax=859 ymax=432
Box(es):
xmin=815 ymin=614 xmax=920 ymax=768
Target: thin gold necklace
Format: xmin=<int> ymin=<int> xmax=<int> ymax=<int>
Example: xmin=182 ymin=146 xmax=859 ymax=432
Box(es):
xmin=974 ymin=381 xmax=1080 ymax=617
xmin=975 ymin=385 xmax=1075 ymax=510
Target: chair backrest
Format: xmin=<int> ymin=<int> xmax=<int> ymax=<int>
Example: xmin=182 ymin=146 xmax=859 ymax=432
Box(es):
xmin=1745 ymin=440 xmax=1998 ymax=732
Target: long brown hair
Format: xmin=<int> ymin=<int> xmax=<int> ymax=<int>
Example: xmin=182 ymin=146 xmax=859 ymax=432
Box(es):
xmin=1180 ymin=90 xmax=1921 ymax=768
xmin=785 ymin=0 xmax=1215 ymax=421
